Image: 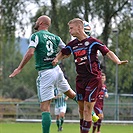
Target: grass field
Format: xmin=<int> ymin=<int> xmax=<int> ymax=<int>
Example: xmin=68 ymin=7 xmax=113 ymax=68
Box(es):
xmin=0 ymin=122 xmax=133 ymax=133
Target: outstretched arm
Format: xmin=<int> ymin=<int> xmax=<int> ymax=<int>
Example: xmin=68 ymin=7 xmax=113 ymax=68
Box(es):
xmin=9 ymin=48 xmax=35 ymax=78
xmin=106 ymin=50 xmax=128 ymax=65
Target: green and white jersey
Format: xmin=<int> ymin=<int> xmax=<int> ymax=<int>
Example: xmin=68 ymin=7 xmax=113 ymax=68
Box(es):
xmin=28 ymin=30 xmax=65 ymax=71
xmin=54 ymin=88 xmax=67 ymax=108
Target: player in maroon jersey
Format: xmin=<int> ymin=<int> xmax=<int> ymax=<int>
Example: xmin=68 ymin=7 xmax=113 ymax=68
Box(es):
xmin=92 ymin=73 xmax=108 ymax=133
xmin=52 ymin=18 xmax=128 ymax=133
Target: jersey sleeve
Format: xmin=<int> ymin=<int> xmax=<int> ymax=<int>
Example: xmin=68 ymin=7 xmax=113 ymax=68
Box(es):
xmin=99 ymin=45 xmax=110 ymax=56
xmin=28 ymin=34 xmax=39 ymax=48
xmin=96 ymin=39 xmax=109 ymax=56
xmin=58 ymin=37 xmax=66 ymax=49
xmin=61 ymin=41 xmax=73 ymax=55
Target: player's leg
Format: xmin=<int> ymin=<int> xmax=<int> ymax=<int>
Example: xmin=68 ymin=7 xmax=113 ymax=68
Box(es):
xmin=82 ymin=101 xmax=95 ymax=133
xmin=82 ymin=77 xmax=102 ymax=133
xmin=92 ymin=107 xmax=99 ymax=133
xmin=59 ymin=112 xmax=65 ymax=131
xmin=92 ymin=122 xmax=97 ymax=133
xmin=40 ymin=100 xmax=52 ymax=133
xmin=37 ymin=69 xmax=55 ymax=133
xmin=55 ymin=108 xmax=60 ymax=131
xmin=78 ymin=101 xmax=84 ymax=133
xmin=64 ymin=89 xmax=77 ymax=102
xmin=57 ymin=66 xmax=77 ymax=102
xmin=97 ymin=113 xmax=103 ymax=133
xmin=58 ymin=106 xmax=67 ymax=131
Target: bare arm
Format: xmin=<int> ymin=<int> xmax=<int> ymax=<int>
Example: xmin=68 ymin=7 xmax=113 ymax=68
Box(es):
xmin=106 ymin=50 xmax=128 ymax=65
xmin=52 ymin=51 xmax=70 ymax=66
xmin=9 ymin=48 xmax=35 ymax=77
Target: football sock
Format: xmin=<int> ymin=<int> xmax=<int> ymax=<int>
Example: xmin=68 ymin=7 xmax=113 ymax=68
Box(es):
xmin=92 ymin=122 xmax=97 ymax=133
xmin=56 ymin=119 xmax=60 ymax=128
xmin=97 ymin=119 xmax=102 ymax=132
xmin=82 ymin=120 xmax=92 ymax=133
xmin=60 ymin=117 xmax=64 ymax=126
xmin=42 ymin=112 xmax=51 ymax=133
xmin=80 ymin=119 xmax=83 ymax=132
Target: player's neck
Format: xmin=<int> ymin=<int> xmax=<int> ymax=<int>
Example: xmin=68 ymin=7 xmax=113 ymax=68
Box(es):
xmin=77 ymin=34 xmax=88 ymax=41
xmin=38 ymin=26 xmax=48 ymax=31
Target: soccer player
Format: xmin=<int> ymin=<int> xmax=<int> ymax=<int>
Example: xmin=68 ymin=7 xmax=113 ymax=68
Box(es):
xmin=92 ymin=73 xmax=108 ymax=133
xmin=9 ymin=15 xmax=77 ymax=133
xmin=52 ymin=18 xmax=128 ymax=133
xmin=54 ymin=88 xmax=68 ymax=132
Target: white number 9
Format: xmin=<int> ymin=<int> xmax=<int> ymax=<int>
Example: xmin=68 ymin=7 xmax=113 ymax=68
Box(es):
xmin=46 ymin=40 xmax=54 ymax=56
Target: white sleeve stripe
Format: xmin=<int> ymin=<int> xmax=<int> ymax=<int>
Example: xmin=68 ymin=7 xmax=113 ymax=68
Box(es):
xmin=59 ymin=38 xmax=66 ymax=49
xmin=28 ymin=40 xmax=38 ymax=48
xmin=28 ymin=35 xmax=39 ymax=48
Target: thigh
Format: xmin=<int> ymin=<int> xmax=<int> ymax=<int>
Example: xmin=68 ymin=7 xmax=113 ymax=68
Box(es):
xmin=40 ymin=100 xmax=51 ymax=112
xmin=36 ymin=69 xmax=55 ymax=102
xmin=56 ymin=66 xmax=70 ymax=93
xmin=84 ymin=77 xmax=102 ymax=102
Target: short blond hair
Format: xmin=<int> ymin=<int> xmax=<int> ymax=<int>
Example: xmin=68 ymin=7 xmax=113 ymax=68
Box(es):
xmin=68 ymin=18 xmax=84 ymax=26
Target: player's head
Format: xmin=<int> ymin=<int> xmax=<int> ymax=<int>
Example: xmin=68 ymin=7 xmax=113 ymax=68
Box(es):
xmin=83 ymin=21 xmax=91 ymax=36
xmin=34 ymin=15 xmax=51 ymax=31
xmin=68 ymin=18 xmax=84 ymax=37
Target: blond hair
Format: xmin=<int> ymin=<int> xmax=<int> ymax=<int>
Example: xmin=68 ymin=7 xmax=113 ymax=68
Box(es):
xmin=68 ymin=18 xmax=84 ymax=27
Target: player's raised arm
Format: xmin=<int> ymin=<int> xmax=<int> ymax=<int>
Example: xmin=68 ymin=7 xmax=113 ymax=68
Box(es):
xmin=106 ymin=50 xmax=128 ymax=65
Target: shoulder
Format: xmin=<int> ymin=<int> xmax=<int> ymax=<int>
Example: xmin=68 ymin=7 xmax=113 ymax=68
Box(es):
xmin=88 ymin=36 xmax=104 ymax=45
xmin=30 ymin=31 xmax=40 ymax=41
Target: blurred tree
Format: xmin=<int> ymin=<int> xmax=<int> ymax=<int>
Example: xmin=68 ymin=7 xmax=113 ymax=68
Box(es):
xmin=0 ymin=0 xmax=40 ymax=99
xmin=106 ymin=15 xmax=132 ymax=93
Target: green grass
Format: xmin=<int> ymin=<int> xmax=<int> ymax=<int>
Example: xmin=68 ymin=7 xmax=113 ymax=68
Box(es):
xmin=0 ymin=122 xmax=133 ymax=133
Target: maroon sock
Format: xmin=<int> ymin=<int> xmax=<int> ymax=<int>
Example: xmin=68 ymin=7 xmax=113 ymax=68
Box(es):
xmin=80 ymin=119 xmax=83 ymax=133
xmin=92 ymin=122 xmax=97 ymax=133
xmin=82 ymin=120 xmax=92 ymax=133
xmin=97 ymin=119 xmax=102 ymax=132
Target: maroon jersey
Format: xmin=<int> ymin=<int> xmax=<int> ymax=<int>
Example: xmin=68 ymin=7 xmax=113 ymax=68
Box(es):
xmin=61 ymin=36 xmax=109 ymax=102
xmin=95 ymin=84 xmax=108 ymax=109
xmin=61 ymin=36 xmax=109 ymax=79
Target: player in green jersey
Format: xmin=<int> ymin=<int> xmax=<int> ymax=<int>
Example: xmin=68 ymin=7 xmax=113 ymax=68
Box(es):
xmin=9 ymin=15 xmax=76 ymax=133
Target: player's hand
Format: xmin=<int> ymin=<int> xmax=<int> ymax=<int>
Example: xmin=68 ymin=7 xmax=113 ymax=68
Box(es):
xmin=9 ymin=68 xmax=22 ymax=78
xmin=118 ymin=60 xmax=128 ymax=65
xmin=52 ymin=58 xmax=59 ymax=66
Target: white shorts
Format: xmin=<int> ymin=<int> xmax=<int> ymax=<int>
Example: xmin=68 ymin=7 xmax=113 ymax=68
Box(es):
xmin=36 ymin=65 xmax=71 ymax=102
xmin=55 ymin=106 xmax=67 ymax=115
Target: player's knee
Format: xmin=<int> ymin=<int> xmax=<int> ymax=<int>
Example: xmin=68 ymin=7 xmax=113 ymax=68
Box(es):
xmin=40 ymin=104 xmax=50 ymax=112
xmin=64 ymin=89 xmax=76 ymax=99
xmin=84 ymin=108 xmax=91 ymax=116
